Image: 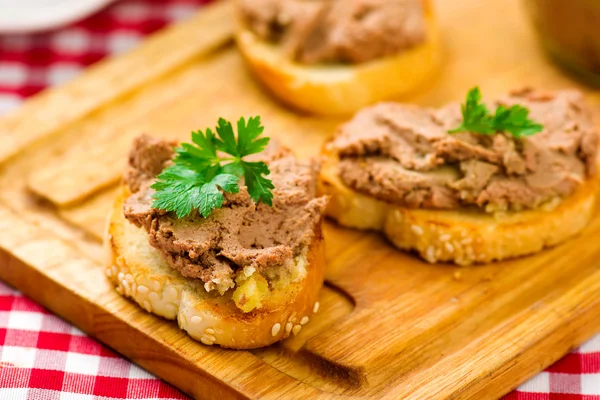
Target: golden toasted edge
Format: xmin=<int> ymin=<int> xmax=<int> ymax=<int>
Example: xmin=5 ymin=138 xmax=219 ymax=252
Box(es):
xmin=319 ymin=147 xmax=598 ymax=265
xmin=235 ymin=2 xmax=441 ymax=116
xmin=104 ymin=186 xmax=326 ymax=349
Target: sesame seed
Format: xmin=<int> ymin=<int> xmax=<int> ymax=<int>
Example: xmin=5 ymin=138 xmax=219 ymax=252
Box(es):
xmin=411 ymin=225 xmax=424 ymax=235
xmin=105 ymin=268 xmax=112 ymax=278
xmin=285 ymin=322 xmax=293 ymax=333
xmin=117 ymin=272 xmax=125 ymax=281
xmin=461 ymin=237 xmax=473 ymax=245
xmin=271 ymin=323 xmax=281 ymax=337
xmin=149 ymin=292 xmax=159 ymax=300
xmin=292 ymin=325 xmax=302 ymax=336
xmin=440 ymin=234 xmax=451 ymax=242
xmin=137 ymin=285 xmax=149 ymax=294
xmin=425 ymin=246 xmax=435 ymax=263
xmin=206 ymin=334 xmax=217 ymax=342
xmin=313 ymin=302 xmax=320 ymax=314
xmin=125 ymin=274 xmax=133 ymax=283
xmin=143 ymin=300 xmax=152 ymax=312
xmin=445 ymin=243 xmax=454 ymax=253
xmin=300 ymin=316 xmax=309 ymax=326
xmin=205 ymin=328 xmax=215 ymax=335
xmin=131 ymin=283 xmax=137 ymax=295
xmin=200 ymin=337 xmax=214 ymax=346
xmin=191 ymin=316 xmax=203 ymax=324
xmin=122 ymin=280 xmax=131 ymax=296
xmin=152 ymin=280 xmax=161 ymax=291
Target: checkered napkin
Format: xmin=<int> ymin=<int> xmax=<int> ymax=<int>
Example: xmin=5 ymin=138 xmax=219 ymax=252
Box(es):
xmin=1 ymin=0 xmax=600 ymax=398
xmin=0 ymin=284 xmax=187 ymax=399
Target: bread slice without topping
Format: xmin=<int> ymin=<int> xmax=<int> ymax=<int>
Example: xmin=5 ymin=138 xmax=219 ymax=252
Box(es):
xmin=105 ymin=187 xmax=325 ymax=349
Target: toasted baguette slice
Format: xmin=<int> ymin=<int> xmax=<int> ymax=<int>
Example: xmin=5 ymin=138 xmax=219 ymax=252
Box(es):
xmin=319 ymin=147 xmax=599 ymax=265
xmin=236 ymin=1 xmax=440 ymax=116
xmin=105 ymin=187 xmax=325 ymax=349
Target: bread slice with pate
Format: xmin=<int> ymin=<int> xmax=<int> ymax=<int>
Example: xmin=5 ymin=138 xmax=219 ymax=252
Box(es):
xmin=319 ymin=89 xmax=599 ymax=265
xmin=236 ymin=0 xmax=440 ymax=116
xmin=106 ymin=135 xmax=327 ymax=349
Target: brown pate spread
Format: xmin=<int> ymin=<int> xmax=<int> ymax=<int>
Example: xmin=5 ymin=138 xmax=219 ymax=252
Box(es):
xmin=240 ymin=0 xmax=427 ymax=64
xmin=123 ymin=135 xmax=327 ymax=291
xmin=330 ymin=89 xmax=598 ymax=212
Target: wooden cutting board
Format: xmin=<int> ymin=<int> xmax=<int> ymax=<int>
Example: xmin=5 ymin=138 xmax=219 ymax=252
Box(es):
xmin=1 ymin=0 xmax=600 ymax=398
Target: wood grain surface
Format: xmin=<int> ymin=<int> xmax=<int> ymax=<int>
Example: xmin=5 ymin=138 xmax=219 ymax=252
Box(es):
xmin=0 ymin=0 xmax=599 ymax=399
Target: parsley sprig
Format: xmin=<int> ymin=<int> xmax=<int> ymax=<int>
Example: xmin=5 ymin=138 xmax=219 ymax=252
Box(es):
xmin=449 ymin=87 xmax=543 ymax=137
xmin=151 ymin=117 xmax=274 ymax=219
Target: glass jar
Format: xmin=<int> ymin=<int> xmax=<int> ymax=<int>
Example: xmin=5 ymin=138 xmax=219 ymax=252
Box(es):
xmin=525 ymin=0 xmax=600 ymax=86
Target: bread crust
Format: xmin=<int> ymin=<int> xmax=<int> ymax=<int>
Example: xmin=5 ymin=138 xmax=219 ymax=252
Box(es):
xmin=105 ymin=187 xmax=325 ymax=349
xmin=319 ymin=147 xmax=599 ymax=265
xmin=235 ymin=1 xmax=440 ymax=116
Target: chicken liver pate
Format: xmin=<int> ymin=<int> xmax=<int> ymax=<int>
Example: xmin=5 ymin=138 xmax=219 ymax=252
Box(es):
xmin=240 ymin=0 xmax=427 ymax=64
xmin=123 ymin=135 xmax=327 ymax=293
xmin=330 ymin=89 xmax=598 ymax=212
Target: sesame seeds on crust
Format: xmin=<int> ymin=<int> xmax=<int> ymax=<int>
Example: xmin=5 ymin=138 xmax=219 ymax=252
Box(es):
xmin=107 ymin=250 xmax=320 ymax=347
xmin=106 ymin=189 xmax=325 ymax=349
xmin=319 ymin=149 xmax=599 ymax=265
xmin=271 ymin=323 xmax=281 ymax=337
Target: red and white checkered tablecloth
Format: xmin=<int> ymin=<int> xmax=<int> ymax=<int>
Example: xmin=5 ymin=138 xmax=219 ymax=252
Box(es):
xmin=0 ymin=0 xmax=599 ymax=398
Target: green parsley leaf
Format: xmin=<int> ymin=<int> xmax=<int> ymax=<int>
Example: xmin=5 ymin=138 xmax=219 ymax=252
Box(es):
xmin=174 ymin=128 xmax=218 ymax=171
xmin=237 ymin=116 xmax=269 ymax=157
xmin=214 ymin=118 xmax=239 ymax=157
xmin=242 ymin=161 xmax=275 ymax=206
xmin=214 ymin=117 xmax=270 ymax=158
xmin=151 ymin=116 xmax=274 ymax=218
xmin=491 ymin=104 xmax=543 ymax=138
xmin=151 ymin=166 xmax=209 ymax=219
xmin=449 ymin=87 xmax=543 ymax=137
xmin=448 ymin=87 xmax=494 ymax=135
xmin=196 ymin=173 xmax=240 ymax=218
